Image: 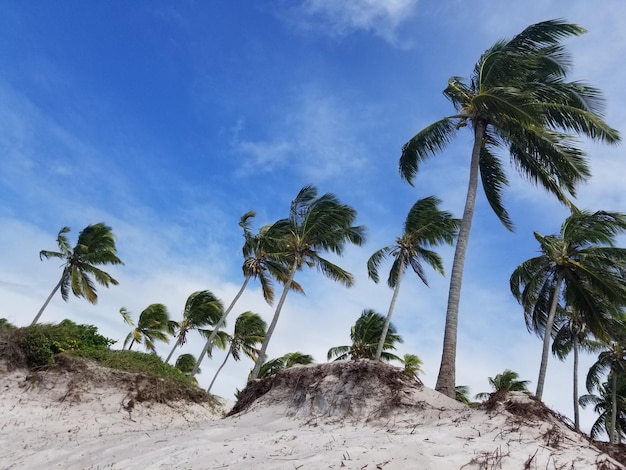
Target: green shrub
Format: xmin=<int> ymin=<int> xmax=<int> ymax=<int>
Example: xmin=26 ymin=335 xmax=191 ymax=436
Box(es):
xmin=16 ymin=327 xmax=54 ymax=367
xmin=8 ymin=320 xmax=115 ymax=369
xmin=74 ymin=349 xmax=198 ymax=387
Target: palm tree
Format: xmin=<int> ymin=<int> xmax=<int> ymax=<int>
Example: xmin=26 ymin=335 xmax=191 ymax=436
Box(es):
xmin=175 ymin=353 xmax=199 ymax=375
xmin=552 ymin=305 xmax=604 ymax=430
xmin=367 ymin=196 xmax=459 ymax=360
xmin=401 ymin=353 xmax=424 ymax=378
xmin=207 ymin=312 xmax=266 ymax=393
xmin=249 ymin=185 xmax=366 ymax=380
xmin=257 ymin=351 xmax=314 ymax=379
xmin=455 ymin=385 xmax=473 ymax=405
xmin=165 ymin=290 xmax=225 ymax=363
xmin=475 ymin=369 xmax=530 ymax=401
xmin=190 ymin=212 xmax=301 ymax=377
xmin=33 ymin=223 xmax=124 ymax=325
xmin=511 ymin=209 xmax=626 ymax=399
xmin=586 ymin=340 xmax=626 ymax=444
xmin=122 ymin=304 xmax=177 ymax=353
xmin=580 ymin=374 xmax=626 ymax=443
xmin=327 ymin=309 xmax=403 ymax=362
xmin=399 ymin=20 xmax=619 ymax=398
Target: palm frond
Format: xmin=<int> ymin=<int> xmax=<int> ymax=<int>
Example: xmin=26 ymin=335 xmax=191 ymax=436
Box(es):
xmin=400 ymin=117 xmax=459 ymax=184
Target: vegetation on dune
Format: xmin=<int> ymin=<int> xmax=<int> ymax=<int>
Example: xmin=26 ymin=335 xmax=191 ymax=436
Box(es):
xmin=0 ymin=320 xmax=201 ymax=390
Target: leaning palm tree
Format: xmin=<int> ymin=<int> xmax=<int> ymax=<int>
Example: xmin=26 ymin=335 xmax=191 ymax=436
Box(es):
xmin=33 ymin=223 xmax=124 ymax=325
xmin=511 ymin=209 xmax=626 ymax=399
xmin=165 ymin=290 xmax=225 ymax=363
xmin=399 ymin=19 xmax=620 ymax=398
xmin=190 ymin=212 xmax=301 ymax=377
xmin=367 ymin=196 xmax=459 ymax=360
xmin=122 ymin=304 xmax=177 ymax=353
xmin=327 ymin=309 xmax=403 ymax=362
xmin=257 ymin=351 xmax=314 ymax=379
xmin=207 ymin=312 xmax=266 ymax=393
xmin=249 ymin=185 xmax=366 ymax=380
xmin=586 ymin=340 xmax=626 ymax=444
xmin=552 ymin=305 xmax=604 ymax=430
xmin=475 ymin=369 xmax=531 ymax=401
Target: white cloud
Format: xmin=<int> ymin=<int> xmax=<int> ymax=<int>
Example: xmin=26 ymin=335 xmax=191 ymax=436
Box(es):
xmin=283 ymin=0 xmax=419 ymax=47
xmin=232 ymin=87 xmax=369 ymax=181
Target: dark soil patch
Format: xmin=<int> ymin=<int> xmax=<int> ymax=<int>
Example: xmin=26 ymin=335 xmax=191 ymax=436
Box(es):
xmin=228 ymin=359 xmax=425 ymax=422
xmin=594 ymin=441 xmax=626 ymax=465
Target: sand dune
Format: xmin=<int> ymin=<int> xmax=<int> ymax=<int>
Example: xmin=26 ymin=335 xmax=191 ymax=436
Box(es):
xmin=0 ymin=359 xmax=623 ymax=469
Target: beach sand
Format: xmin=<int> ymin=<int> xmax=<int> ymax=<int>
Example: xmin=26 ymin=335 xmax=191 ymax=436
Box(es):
xmin=1 ymin=359 xmax=622 ymax=469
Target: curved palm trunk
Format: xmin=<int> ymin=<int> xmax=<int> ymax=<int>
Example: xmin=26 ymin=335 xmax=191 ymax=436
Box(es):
xmin=375 ymin=270 xmax=404 ymax=360
xmin=128 ymin=338 xmax=136 ymax=350
xmin=435 ymin=121 xmax=485 ymax=398
xmin=536 ymin=273 xmax=563 ymax=399
xmin=207 ymin=347 xmax=232 ymax=393
xmin=190 ymin=276 xmax=250 ymax=377
xmin=572 ymin=333 xmax=580 ymax=431
xmin=31 ymin=274 xmax=65 ymax=326
xmin=250 ymin=264 xmax=297 ymax=380
xmin=165 ymin=338 xmax=181 ymax=364
xmin=611 ymin=370 xmax=618 ymax=444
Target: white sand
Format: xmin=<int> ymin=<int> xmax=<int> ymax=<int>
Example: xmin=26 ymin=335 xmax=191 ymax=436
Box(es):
xmin=0 ymin=360 xmax=623 ymax=469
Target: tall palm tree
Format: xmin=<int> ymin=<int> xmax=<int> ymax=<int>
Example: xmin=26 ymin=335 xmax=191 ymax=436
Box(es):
xmin=475 ymin=369 xmax=531 ymax=401
xmin=580 ymin=374 xmax=626 ymax=443
xmin=190 ymin=212 xmax=301 ymax=377
xmin=399 ymin=20 xmax=619 ymax=398
xmin=122 ymin=304 xmax=177 ymax=353
xmin=511 ymin=209 xmax=626 ymax=399
xmin=33 ymin=223 xmax=124 ymax=325
xmin=257 ymin=351 xmax=314 ymax=379
xmin=552 ymin=305 xmax=604 ymax=430
xmin=165 ymin=290 xmax=225 ymax=363
xmin=586 ymin=340 xmax=626 ymax=444
xmin=367 ymin=196 xmax=459 ymax=360
xmin=207 ymin=312 xmax=266 ymax=393
xmin=249 ymin=185 xmax=366 ymax=380
xmin=327 ymin=309 xmax=403 ymax=362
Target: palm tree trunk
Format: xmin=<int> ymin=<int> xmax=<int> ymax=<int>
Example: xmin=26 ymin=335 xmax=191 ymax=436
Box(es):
xmin=207 ymin=347 xmax=232 ymax=393
xmin=573 ymin=333 xmax=580 ymax=431
xmin=536 ymin=273 xmax=563 ymax=399
xmin=165 ymin=339 xmax=180 ymax=364
xmin=128 ymin=338 xmax=135 ymax=350
xmin=31 ymin=275 xmax=65 ymax=325
xmin=250 ymin=263 xmax=297 ymax=380
xmin=375 ymin=270 xmax=404 ymax=360
xmin=190 ymin=276 xmax=250 ymax=377
xmin=611 ymin=370 xmax=618 ymax=444
xmin=435 ymin=120 xmax=485 ymax=398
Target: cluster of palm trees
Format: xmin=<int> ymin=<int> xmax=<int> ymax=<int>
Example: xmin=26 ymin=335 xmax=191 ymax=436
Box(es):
xmin=31 ymin=19 xmax=626 ymax=442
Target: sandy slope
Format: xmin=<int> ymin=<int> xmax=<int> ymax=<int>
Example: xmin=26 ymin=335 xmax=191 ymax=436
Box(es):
xmin=0 ymin=359 xmax=623 ymax=469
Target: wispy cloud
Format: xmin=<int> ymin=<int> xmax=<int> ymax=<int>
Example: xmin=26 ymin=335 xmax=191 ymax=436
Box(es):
xmin=232 ymin=86 xmax=369 ymax=181
xmin=280 ymin=0 xmax=419 ymax=47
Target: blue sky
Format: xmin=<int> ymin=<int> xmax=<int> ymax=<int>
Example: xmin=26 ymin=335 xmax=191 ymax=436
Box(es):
xmin=2 ymin=1 xmax=625 ymax=434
